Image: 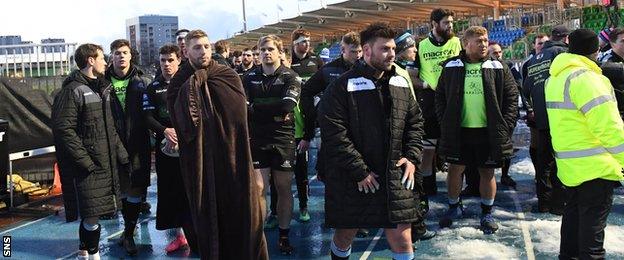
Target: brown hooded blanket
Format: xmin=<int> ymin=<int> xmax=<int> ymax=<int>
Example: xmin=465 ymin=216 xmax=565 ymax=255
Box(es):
xmin=170 ymin=60 xmax=268 ymax=259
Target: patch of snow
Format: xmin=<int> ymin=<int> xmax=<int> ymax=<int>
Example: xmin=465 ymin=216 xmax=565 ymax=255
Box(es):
xmin=529 ymin=219 xmax=560 ymax=254
xmin=528 ymin=218 xmax=624 ymax=257
xmin=432 ymin=238 xmax=520 ymax=259
xmin=604 ymin=225 xmax=624 ymax=255
xmin=510 ymin=157 xmax=535 ymax=176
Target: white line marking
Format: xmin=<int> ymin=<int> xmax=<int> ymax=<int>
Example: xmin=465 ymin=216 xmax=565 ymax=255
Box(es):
xmin=55 ymin=216 xmax=155 ymax=260
xmin=0 ymin=215 xmax=54 ymax=235
xmin=359 ymin=228 xmax=383 ymax=260
xmin=509 ymin=189 xmax=536 ymax=260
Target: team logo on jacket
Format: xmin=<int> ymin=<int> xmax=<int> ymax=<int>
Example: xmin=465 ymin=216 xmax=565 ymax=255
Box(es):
xmin=308 ymin=61 xmax=317 ymax=66
xmin=347 ymin=77 xmax=375 ymax=92
xmin=445 ymin=59 xmax=464 ymax=68
xmin=281 ymin=160 xmax=292 ymax=168
xmin=389 ymin=76 xmax=409 ymax=88
xmin=274 ymin=78 xmax=284 ymax=85
xmin=482 ymin=60 xmax=503 ymax=69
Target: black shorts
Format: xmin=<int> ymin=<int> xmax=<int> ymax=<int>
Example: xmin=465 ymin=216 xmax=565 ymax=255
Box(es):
xmin=251 ymin=143 xmax=296 ymax=171
xmin=423 ymin=116 xmax=441 ymax=139
xmin=445 ymin=128 xmax=502 ymax=168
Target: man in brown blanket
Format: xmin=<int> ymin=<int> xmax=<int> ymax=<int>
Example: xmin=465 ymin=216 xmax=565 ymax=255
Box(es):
xmin=166 ymin=29 xmax=268 ymax=259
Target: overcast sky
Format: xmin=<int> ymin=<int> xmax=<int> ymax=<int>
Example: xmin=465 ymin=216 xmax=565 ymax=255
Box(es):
xmin=2 ymin=0 xmax=343 ymax=51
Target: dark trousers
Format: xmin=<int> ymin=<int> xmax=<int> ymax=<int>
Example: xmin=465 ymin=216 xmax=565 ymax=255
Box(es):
xmin=559 ymin=179 xmax=618 ymax=260
xmin=535 ymin=129 xmax=565 ymax=209
xmin=270 ymin=139 xmax=309 ymax=214
xmin=412 ymin=169 xmax=427 ymax=234
xmin=294 ymin=138 xmax=309 ymax=210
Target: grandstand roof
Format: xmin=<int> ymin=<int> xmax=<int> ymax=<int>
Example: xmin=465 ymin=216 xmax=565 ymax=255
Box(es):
xmin=227 ymin=0 xmax=563 ymax=49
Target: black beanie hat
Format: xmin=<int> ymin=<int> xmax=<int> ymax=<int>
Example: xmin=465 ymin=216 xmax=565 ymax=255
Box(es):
xmin=568 ymin=29 xmax=599 ymax=56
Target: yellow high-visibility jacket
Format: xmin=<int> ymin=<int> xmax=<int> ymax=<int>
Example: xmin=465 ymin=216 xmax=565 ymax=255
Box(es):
xmin=545 ymin=53 xmax=624 ymax=187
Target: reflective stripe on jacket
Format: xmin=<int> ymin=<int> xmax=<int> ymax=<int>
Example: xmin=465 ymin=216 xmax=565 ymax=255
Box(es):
xmin=545 ymin=53 xmax=624 ymax=187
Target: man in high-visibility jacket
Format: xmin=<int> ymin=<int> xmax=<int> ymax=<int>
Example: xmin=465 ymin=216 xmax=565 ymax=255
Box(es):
xmin=545 ymin=28 xmax=624 ymax=260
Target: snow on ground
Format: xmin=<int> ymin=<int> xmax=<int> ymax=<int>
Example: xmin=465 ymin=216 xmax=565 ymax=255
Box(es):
xmin=527 ymin=216 xmax=624 ymax=257
xmin=509 ymin=157 xmax=535 ymax=176
xmin=427 ymin=226 xmax=521 ymax=260
xmin=529 ymin=219 xmax=560 ymax=254
xmin=604 ymin=224 xmax=624 ymax=255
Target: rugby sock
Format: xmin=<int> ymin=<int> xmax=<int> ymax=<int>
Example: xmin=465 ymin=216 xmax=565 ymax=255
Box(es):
xmin=82 ymin=222 xmax=99 ymax=231
xmin=279 ymin=228 xmax=290 ymax=239
xmin=481 ymin=198 xmax=494 ymax=214
xmin=392 ymin=251 xmax=415 ymax=260
xmin=88 ymin=252 xmax=100 ymax=260
xmin=330 ymin=240 xmax=351 ymax=259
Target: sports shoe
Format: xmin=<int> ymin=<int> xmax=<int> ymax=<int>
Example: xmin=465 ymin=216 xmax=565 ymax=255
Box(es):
xmin=500 ymin=175 xmax=517 ymax=189
xmin=480 ymin=213 xmax=499 ymax=234
xmin=299 ymin=208 xmax=311 ymax=222
xmin=355 ymin=229 xmax=369 ymax=238
xmin=118 ymin=233 xmax=138 ymax=256
xmin=165 ymin=234 xmax=188 ymax=253
xmin=413 ymin=229 xmax=437 ymax=241
xmin=439 ymin=202 xmax=464 ymax=228
xmin=265 ymin=214 xmax=278 ymax=229
xmin=140 ymin=201 xmax=151 ymax=214
xmin=278 ymin=237 xmax=294 ymax=255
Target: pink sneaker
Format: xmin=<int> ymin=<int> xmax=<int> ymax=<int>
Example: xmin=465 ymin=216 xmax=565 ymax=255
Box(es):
xmin=165 ymin=235 xmax=188 ymax=253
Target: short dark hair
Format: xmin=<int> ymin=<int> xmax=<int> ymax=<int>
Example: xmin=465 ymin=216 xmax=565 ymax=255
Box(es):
xmin=110 ymin=39 xmax=131 ymax=52
xmin=242 ymin=47 xmax=252 ymax=52
xmin=232 ymin=50 xmax=242 ymax=57
xmin=75 ymin=43 xmax=103 ymax=69
xmin=360 ymin=22 xmax=397 ymax=45
xmin=341 ymin=32 xmax=361 ymax=46
xmin=609 ymin=28 xmax=624 ymax=43
xmin=430 ymin=8 xmax=454 ymax=23
xmin=159 ymin=44 xmax=181 ymax=58
xmin=214 ymin=40 xmax=229 ymax=54
xmin=252 ymin=45 xmax=258 ymax=51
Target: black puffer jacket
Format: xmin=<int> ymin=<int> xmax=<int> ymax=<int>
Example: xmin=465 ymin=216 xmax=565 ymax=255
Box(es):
xmin=52 ymin=70 xmax=128 ymax=221
xmin=435 ymin=52 xmax=518 ymax=162
xmin=106 ymin=66 xmax=152 ymax=190
xmin=300 ymin=56 xmax=353 ymax=141
xmin=599 ymin=51 xmax=624 ymax=117
xmin=319 ymin=60 xmax=424 ymax=228
xmin=290 ymin=51 xmax=323 ymax=80
xmin=522 ymin=40 xmax=567 ymax=129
